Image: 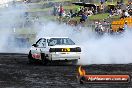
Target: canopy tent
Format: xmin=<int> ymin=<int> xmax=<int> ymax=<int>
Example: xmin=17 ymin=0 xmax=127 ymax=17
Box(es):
xmin=72 ymin=2 xmax=99 ymax=14
xmin=72 ymin=2 xmax=98 ymax=9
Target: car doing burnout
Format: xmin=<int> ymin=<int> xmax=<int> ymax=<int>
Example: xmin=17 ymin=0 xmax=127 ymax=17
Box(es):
xmin=28 ymin=37 xmax=81 ymax=65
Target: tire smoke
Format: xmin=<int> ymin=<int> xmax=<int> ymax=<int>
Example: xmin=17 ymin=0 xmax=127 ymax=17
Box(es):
xmin=37 ymin=22 xmax=132 ymax=64
xmin=0 ymin=1 xmax=29 ymax=53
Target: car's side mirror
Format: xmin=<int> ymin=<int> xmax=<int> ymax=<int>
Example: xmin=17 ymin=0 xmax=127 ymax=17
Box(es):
xmin=32 ymin=44 xmax=37 ymax=47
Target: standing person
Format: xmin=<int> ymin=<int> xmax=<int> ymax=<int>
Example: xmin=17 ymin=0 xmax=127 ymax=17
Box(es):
xmin=100 ymin=2 xmax=104 ymax=13
xmin=117 ymin=7 xmax=122 ymax=15
xmin=68 ymin=9 xmax=73 ymax=18
xmin=81 ymin=12 xmax=88 ymax=22
xmin=124 ymin=21 xmax=128 ymax=31
xmin=95 ymin=24 xmax=100 ymax=33
xmin=124 ymin=10 xmax=130 ymax=17
xmin=58 ymin=5 xmax=64 ymax=18
xmin=78 ymin=7 xmax=83 ymax=16
xmin=57 ymin=4 xmax=64 ymax=22
xmin=53 ymin=5 xmax=57 ymax=16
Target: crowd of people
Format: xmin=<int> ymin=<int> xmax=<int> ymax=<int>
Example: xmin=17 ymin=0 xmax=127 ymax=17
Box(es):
xmin=109 ymin=1 xmax=132 ymax=18
xmin=52 ymin=4 xmax=95 ymax=22
xmin=51 ymin=1 xmax=132 ymax=35
xmin=53 ymin=1 xmax=131 ymax=22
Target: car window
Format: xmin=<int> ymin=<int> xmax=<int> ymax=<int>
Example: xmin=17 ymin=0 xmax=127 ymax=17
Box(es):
xmin=36 ymin=38 xmax=46 ymax=48
xmin=48 ymin=38 xmax=56 ymax=46
xmin=48 ymin=38 xmax=75 ymax=46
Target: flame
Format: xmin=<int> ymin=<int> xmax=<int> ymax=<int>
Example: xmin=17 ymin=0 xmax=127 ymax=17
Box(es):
xmin=78 ymin=66 xmax=86 ymax=76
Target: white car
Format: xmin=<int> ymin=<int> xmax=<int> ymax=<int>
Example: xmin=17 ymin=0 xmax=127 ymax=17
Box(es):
xmin=28 ymin=37 xmax=81 ymax=65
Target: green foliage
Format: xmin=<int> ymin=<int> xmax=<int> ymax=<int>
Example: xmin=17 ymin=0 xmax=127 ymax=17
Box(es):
xmin=89 ymin=13 xmax=110 ymax=20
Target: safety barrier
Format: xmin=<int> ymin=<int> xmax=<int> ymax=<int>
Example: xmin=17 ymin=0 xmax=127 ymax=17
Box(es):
xmin=111 ymin=17 xmax=132 ymax=32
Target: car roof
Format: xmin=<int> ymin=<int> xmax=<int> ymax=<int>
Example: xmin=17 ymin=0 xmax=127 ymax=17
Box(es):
xmin=40 ymin=37 xmax=69 ymax=39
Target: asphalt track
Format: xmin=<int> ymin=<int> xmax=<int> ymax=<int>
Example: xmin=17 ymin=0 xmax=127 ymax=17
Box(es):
xmin=0 ymin=53 xmax=132 ymax=88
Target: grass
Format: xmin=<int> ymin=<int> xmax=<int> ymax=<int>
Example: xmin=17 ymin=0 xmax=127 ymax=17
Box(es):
xmin=89 ymin=13 xmax=109 ymax=20
xmin=28 ymin=8 xmax=51 ymax=12
xmin=40 ymin=15 xmax=58 ymax=21
xmin=29 ymin=0 xmax=73 ymax=5
xmin=28 ymin=5 xmax=79 ymax=12
xmin=95 ymin=0 xmax=128 ymax=5
xmin=63 ymin=5 xmax=80 ymax=10
xmin=111 ymin=15 xmax=120 ymax=19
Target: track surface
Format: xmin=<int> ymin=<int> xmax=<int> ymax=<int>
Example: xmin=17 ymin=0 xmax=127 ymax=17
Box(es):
xmin=0 ymin=53 xmax=132 ymax=88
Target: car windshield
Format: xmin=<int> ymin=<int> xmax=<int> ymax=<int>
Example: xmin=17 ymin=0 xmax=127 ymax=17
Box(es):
xmin=48 ymin=38 xmax=75 ymax=46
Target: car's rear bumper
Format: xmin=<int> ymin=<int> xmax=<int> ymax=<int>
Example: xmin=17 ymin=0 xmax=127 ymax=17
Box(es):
xmin=49 ymin=52 xmax=81 ymax=61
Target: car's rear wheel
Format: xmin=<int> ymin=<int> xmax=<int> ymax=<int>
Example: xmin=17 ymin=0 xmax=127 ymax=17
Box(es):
xmin=71 ymin=59 xmax=78 ymax=65
xmin=65 ymin=59 xmax=78 ymax=65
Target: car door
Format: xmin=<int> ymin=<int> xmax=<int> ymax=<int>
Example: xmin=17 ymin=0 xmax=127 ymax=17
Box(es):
xmin=32 ymin=38 xmax=47 ymax=60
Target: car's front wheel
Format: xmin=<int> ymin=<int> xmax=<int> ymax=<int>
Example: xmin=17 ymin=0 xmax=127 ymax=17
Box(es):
xmin=41 ymin=53 xmax=48 ymax=65
xmin=28 ymin=51 xmax=35 ymax=64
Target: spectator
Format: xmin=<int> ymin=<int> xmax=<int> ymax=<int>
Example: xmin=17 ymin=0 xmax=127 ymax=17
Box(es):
xmin=128 ymin=9 xmax=132 ymax=15
xmin=74 ymin=9 xmax=78 ymax=16
xmin=53 ymin=5 xmax=57 ymax=16
xmin=58 ymin=5 xmax=64 ymax=18
xmin=78 ymin=7 xmax=83 ymax=16
xmin=100 ymin=2 xmax=104 ymax=13
xmin=62 ymin=11 xmax=66 ymax=17
xmin=124 ymin=10 xmax=130 ymax=17
xmin=69 ymin=9 xmax=73 ymax=16
xmin=109 ymin=9 xmax=113 ymax=16
xmin=118 ymin=27 xmax=124 ymax=33
xmin=100 ymin=0 xmax=105 ymax=3
xmin=117 ymin=7 xmax=122 ymax=15
xmin=117 ymin=1 xmax=122 ymax=8
xmin=124 ymin=21 xmax=128 ymax=30
xmin=87 ymin=9 xmax=93 ymax=16
xmin=80 ymin=12 xmax=88 ymax=22
xmin=121 ymin=10 xmax=126 ymax=18
xmin=23 ymin=0 xmax=30 ymax=3
xmin=77 ymin=7 xmax=81 ymax=13
xmin=91 ymin=7 xmax=95 ymax=14
xmin=84 ymin=8 xmax=89 ymax=16
xmin=68 ymin=9 xmax=73 ymax=18
xmin=128 ymin=2 xmax=132 ymax=15
xmin=95 ymin=25 xmax=100 ymax=33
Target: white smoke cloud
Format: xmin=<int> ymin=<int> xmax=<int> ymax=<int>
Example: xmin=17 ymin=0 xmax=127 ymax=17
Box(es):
xmin=0 ymin=1 xmax=29 ymax=53
xmin=80 ymin=31 xmax=132 ymax=64
xmin=0 ymin=0 xmax=13 ymax=4
xmin=37 ymin=22 xmax=132 ymax=64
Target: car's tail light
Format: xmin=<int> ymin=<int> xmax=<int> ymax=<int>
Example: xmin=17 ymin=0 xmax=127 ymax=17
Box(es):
xmin=49 ymin=47 xmax=81 ymax=52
